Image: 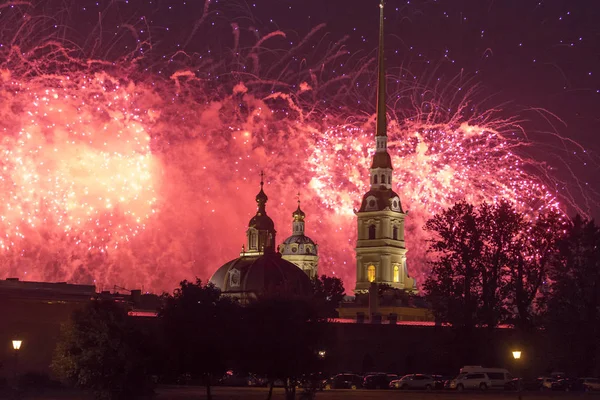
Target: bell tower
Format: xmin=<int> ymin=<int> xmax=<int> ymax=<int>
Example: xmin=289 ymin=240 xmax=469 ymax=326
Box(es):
xmin=244 ymin=171 xmax=276 ymax=256
xmin=354 ymin=0 xmax=415 ymax=293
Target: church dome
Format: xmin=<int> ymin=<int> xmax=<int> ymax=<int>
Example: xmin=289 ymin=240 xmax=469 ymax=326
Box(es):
xmin=292 ymin=205 xmax=305 ymax=221
xmin=249 ymin=213 xmax=275 ymax=231
xmin=359 ymin=188 xmax=404 ymax=213
xmin=248 ymin=174 xmax=276 ymax=232
xmin=209 ymin=252 xmax=312 ymax=296
xmin=280 ymin=235 xmax=318 ymax=257
xmin=282 ymin=235 xmax=316 ymax=246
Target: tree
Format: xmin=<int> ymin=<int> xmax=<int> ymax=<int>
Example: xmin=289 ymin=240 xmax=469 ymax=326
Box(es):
xmin=159 ymin=279 xmax=240 ymax=400
xmin=425 ymin=200 xmax=562 ymax=332
xmin=505 ymin=210 xmax=565 ymax=330
xmin=424 ymin=201 xmax=482 ymax=331
xmin=52 ymin=300 xmax=154 ymax=400
xmin=545 ymin=216 xmax=600 ymax=375
xmin=240 ymin=295 xmax=325 ymax=400
xmin=476 ymin=201 xmax=520 ymax=331
xmin=311 ymin=275 xmax=345 ymax=318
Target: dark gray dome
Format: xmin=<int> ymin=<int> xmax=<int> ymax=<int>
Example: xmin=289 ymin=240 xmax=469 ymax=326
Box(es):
xmin=249 ymin=213 xmax=275 ymax=231
xmin=282 ymin=235 xmax=316 ymax=246
xmin=209 ymin=252 xmax=312 ymax=296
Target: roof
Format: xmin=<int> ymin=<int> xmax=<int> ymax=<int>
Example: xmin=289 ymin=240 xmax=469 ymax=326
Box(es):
xmin=282 ymin=234 xmax=316 ymax=246
xmin=371 ymin=151 xmax=393 ymax=169
xmin=0 ymin=278 xmax=95 ymax=302
xmin=248 ymin=213 xmax=275 ymax=231
xmin=209 ymin=252 xmax=312 ymax=296
xmin=359 ymin=188 xmax=403 ymax=213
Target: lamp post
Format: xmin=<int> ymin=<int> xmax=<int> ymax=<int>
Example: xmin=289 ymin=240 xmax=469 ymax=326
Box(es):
xmin=12 ymin=340 xmax=22 ymax=395
xmin=512 ymin=349 xmax=522 ymax=400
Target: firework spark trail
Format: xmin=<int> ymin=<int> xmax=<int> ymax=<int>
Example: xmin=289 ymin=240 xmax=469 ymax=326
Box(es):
xmin=0 ymin=1 xmax=596 ymax=292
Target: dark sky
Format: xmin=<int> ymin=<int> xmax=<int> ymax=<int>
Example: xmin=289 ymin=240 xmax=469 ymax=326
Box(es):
xmin=237 ymin=0 xmax=600 ymax=215
xmin=44 ymin=0 xmax=600 ymax=215
xmin=260 ymin=0 xmax=599 ymax=141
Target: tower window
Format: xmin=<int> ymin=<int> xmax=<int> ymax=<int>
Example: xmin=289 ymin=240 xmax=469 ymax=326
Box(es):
xmin=388 ymin=175 xmax=391 ymax=184
xmin=368 ymin=265 xmax=376 ymax=283
xmin=374 ymin=175 xmax=378 ymax=184
xmin=368 ymin=225 xmax=376 ymax=240
xmin=250 ymin=232 xmax=257 ymax=249
xmin=380 ymin=174 xmax=385 ymax=184
xmin=393 ymin=226 xmax=398 ymax=240
xmin=393 ymin=265 xmax=400 ymax=283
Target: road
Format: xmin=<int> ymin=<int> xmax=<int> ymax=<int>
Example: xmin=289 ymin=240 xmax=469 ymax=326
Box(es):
xmin=14 ymin=386 xmax=600 ymax=400
xmin=156 ymin=386 xmax=600 ymax=400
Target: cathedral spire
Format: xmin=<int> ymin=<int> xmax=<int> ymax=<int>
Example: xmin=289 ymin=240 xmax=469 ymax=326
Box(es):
xmin=370 ymin=0 xmax=393 ymax=184
xmin=376 ymin=0 xmax=387 ymax=139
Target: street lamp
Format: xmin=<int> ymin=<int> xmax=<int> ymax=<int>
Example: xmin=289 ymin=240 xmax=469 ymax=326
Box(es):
xmin=318 ymin=350 xmax=326 ymax=359
xmin=12 ymin=339 xmax=22 ymax=393
xmin=512 ymin=350 xmax=523 ymax=400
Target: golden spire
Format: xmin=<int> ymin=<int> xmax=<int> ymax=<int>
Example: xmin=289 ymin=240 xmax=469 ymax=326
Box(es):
xmin=376 ymin=0 xmax=387 ymax=138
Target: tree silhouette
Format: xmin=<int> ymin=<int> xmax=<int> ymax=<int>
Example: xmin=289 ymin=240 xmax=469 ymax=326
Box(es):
xmin=425 ymin=200 xmax=563 ymax=332
xmin=311 ymin=275 xmax=345 ymax=318
xmin=159 ymin=279 xmax=240 ymax=400
xmin=52 ymin=300 xmax=154 ymax=400
xmin=239 ymin=295 xmax=325 ymax=400
xmin=506 ymin=210 xmax=565 ymax=330
xmin=545 ymin=216 xmax=600 ymax=375
xmin=424 ymin=201 xmax=482 ymax=331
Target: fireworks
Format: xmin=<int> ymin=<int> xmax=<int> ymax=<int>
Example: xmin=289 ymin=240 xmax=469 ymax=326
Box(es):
xmin=0 ymin=1 xmax=595 ymax=292
xmin=0 ymin=72 xmax=158 ymax=253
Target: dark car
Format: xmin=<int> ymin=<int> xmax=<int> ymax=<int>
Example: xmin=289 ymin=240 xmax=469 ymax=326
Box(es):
xmin=552 ymin=378 xmax=586 ymax=392
xmin=390 ymin=374 xmax=437 ymax=390
xmin=298 ymin=372 xmax=329 ymax=390
xmin=219 ymin=371 xmax=266 ymax=387
xmin=363 ymin=373 xmax=398 ymax=389
xmin=323 ymin=374 xmax=363 ymax=390
xmin=432 ymin=375 xmax=452 ymax=390
xmin=504 ymin=378 xmax=544 ymax=391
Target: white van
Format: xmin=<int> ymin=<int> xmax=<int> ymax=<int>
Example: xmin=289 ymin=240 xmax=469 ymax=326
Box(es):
xmin=449 ymin=366 xmax=513 ymax=391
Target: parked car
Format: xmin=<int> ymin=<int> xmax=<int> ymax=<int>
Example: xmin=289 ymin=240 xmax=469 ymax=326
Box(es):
xmin=363 ymin=373 xmax=397 ymax=389
xmin=537 ymin=377 xmax=556 ymax=390
xmin=580 ymin=378 xmax=600 ymax=391
xmin=551 ymin=378 xmax=585 ymax=392
xmin=389 ymin=374 xmax=436 ymax=390
xmin=323 ymin=374 xmax=363 ymax=390
xmin=431 ymin=375 xmax=452 ymax=390
xmin=219 ymin=371 xmax=266 ymax=387
xmin=458 ymin=366 xmax=513 ymax=389
xmin=298 ymin=372 xmax=329 ymax=390
xmin=449 ymin=373 xmax=492 ymax=391
xmin=505 ymin=378 xmax=543 ymax=391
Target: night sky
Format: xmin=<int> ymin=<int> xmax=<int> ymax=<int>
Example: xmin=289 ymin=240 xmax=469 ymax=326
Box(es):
xmin=257 ymin=0 xmax=600 ymax=211
xmin=1 ymin=0 xmax=598 ymax=290
xmin=58 ymin=0 xmax=599 ymax=214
